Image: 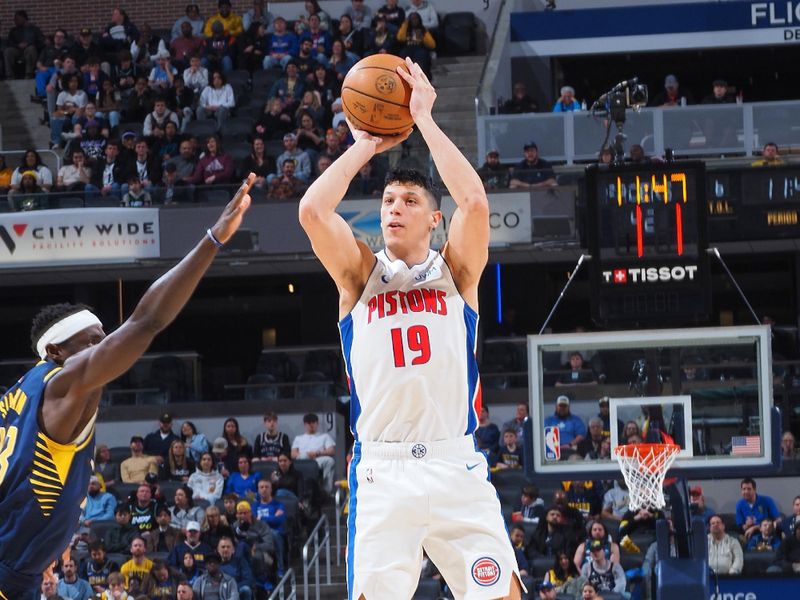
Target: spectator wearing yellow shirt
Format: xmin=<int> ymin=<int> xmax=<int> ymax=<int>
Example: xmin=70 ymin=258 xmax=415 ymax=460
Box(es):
xmin=203 ymin=0 xmax=244 ymax=38
xmin=751 ymin=142 xmax=786 ymax=167
xmin=120 ymin=537 xmax=154 ymax=587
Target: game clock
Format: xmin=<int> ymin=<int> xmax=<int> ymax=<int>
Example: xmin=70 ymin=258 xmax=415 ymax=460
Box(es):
xmin=586 ymin=161 xmax=711 ymax=326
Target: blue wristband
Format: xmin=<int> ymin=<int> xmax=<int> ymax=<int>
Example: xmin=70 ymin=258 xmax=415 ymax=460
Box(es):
xmin=206 ymin=228 xmax=224 ymax=248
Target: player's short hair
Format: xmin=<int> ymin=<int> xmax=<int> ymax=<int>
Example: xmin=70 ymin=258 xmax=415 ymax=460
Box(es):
xmin=740 ymin=477 xmax=756 ymax=489
xmin=503 ymin=428 xmax=518 ymax=436
xmin=264 ymin=411 xmax=278 ymax=421
xmin=384 ymin=168 xmax=441 ymax=210
xmin=223 ymin=492 xmax=238 ymax=502
xmin=88 ymin=540 xmax=106 ymax=552
xmin=30 ymin=303 xmax=92 ymax=356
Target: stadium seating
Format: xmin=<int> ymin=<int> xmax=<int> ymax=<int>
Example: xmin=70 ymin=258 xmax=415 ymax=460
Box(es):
xmin=57 ymin=196 xmax=84 ymax=208
xmin=89 ymin=519 xmax=117 ymax=544
xmin=440 ymin=12 xmax=477 ymax=56
xmin=743 ymin=550 xmax=777 ymax=575
xmin=244 ymin=373 xmax=280 ymax=401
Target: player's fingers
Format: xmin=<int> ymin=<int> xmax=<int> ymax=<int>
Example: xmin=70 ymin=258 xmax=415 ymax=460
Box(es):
xmin=232 ymin=173 xmax=256 ymax=205
xmin=396 ymin=65 xmax=414 ymax=86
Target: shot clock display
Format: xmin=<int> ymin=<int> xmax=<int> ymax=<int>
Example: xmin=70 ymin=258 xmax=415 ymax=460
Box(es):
xmin=586 ymin=161 xmax=710 ymax=326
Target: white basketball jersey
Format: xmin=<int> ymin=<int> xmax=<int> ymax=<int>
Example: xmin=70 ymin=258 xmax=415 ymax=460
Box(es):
xmin=339 ymin=249 xmax=481 ymax=443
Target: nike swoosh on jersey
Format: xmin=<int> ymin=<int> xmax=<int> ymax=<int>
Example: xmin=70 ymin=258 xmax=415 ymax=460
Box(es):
xmin=466 ymin=463 xmax=481 ymax=471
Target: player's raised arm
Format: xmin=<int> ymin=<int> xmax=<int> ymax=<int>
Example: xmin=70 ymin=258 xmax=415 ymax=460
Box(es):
xmin=298 ymin=122 xmax=410 ymax=298
xmin=42 ymin=174 xmax=255 ymax=443
xmin=397 ymin=58 xmax=489 ymax=303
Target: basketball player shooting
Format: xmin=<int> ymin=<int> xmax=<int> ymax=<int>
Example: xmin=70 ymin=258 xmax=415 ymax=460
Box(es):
xmin=299 ymin=58 xmax=523 ymax=600
xmin=0 ymin=174 xmax=255 ymax=598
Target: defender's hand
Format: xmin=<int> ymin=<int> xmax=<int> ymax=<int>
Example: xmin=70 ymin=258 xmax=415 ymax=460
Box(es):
xmin=397 ymin=57 xmax=436 ymax=121
xmin=210 ymin=172 xmax=255 ymax=244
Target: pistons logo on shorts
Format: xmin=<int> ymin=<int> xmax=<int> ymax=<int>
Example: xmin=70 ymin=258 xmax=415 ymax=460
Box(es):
xmin=471 ymin=557 xmax=501 ymax=586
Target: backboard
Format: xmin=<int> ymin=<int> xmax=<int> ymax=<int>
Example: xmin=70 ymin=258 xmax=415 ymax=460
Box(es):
xmin=525 ymin=325 xmax=781 ymax=480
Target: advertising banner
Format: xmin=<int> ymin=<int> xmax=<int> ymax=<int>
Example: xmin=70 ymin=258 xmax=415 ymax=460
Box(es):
xmin=338 ymin=193 xmax=532 ymax=251
xmin=0 ymin=208 xmax=160 ymax=268
xmin=511 ymin=1 xmax=800 ymax=56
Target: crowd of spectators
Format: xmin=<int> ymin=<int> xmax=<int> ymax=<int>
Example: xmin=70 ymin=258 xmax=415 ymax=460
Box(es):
xmin=0 ymin=0 xmax=445 ymax=210
xmin=498 ymin=74 xmax=743 ymax=117
xmin=473 ymin=394 xmax=800 ymax=599
xmin=43 ymin=410 xmax=337 ymax=599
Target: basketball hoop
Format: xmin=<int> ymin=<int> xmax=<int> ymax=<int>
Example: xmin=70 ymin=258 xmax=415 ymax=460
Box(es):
xmin=613 ymin=443 xmax=680 ymax=510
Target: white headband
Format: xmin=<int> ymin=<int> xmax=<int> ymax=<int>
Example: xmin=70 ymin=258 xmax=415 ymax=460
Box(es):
xmin=36 ymin=310 xmax=103 ymax=359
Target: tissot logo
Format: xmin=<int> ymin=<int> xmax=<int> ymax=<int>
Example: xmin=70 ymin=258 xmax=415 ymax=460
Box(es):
xmin=602 ymin=265 xmax=699 ymax=284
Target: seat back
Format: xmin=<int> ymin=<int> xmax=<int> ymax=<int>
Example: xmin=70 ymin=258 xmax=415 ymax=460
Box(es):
xmin=441 ymin=12 xmax=477 ymax=55
xmin=245 ymin=373 xmax=279 ymax=401
xmin=294 ymin=370 xmax=332 ymax=399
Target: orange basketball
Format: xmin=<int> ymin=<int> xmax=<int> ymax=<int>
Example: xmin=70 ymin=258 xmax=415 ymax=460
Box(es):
xmin=341 ymin=54 xmax=413 ymax=136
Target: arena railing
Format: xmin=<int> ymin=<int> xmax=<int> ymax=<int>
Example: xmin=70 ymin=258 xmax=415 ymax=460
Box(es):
xmin=302 ymin=514 xmax=332 ymax=600
xmin=334 ymin=485 xmax=346 ymax=567
xmin=477 ymin=100 xmax=800 ymax=164
xmin=474 ymin=0 xmax=512 ymax=120
xmin=268 ymin=568 xmax=297 ymax=600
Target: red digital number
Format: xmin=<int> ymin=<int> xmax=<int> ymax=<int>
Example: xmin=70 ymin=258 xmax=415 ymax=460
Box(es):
xmin=390 ymin=325 xmax=431 ymax=368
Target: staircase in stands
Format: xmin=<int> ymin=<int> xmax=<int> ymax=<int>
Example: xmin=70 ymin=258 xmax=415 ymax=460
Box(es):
xmin=428 ymin=55 xmax=484 ymax=168
xmin=0 ymin=79 xmax=52 ymax=151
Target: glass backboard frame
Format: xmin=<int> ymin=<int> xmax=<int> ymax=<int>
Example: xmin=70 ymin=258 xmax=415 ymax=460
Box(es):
xmin=525 ymin=325 xmax=781 ymax=480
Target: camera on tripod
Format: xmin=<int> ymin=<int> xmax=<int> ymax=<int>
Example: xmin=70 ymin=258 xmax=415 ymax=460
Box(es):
xmin=600 ymin=78 xmax=648 ymax=124
xmin=590 ymin=77 xmax=649 ymax=165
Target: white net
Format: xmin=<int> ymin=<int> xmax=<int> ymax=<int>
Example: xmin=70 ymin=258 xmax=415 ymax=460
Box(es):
xmin=613 ymin=444 xmax=680 ymax=510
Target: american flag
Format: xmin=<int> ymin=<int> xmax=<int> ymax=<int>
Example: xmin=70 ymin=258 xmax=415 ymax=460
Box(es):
xmin=731 ymin=436 xmax=761 ymax=455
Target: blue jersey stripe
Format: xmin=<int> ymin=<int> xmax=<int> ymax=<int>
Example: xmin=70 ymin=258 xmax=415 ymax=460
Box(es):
xmin=463 ymin=304 xmax=480 ymax=435
xmin=346 ymin=445 xmax=362 ymax=600
xmin=338 ymin=314 xmax=362 ymax=442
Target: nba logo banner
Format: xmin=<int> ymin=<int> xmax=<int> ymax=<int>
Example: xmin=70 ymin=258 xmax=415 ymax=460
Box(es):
xmin=544 ymin=426 xmax=560 ymax=461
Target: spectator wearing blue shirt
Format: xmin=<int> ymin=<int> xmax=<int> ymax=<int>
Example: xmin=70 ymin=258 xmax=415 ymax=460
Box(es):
xmin=263 ymin=16 xmax=298 ymax=70
xmin=56 ymin=556 xmax=93 ymax=600
xmin=300 ymin=14 xmax=332 ymax=62
xmin=475 ymin=405 xmax=501 ymax=461
xmin=736 ymin=477 xmax=781 ymax=539
xmin=218 ymin=535 xmax=255 ymax=600
xmin=552 ymin=85 xmax=581 ymax=112
xmin=168 ymin=520 xmax=214 ymax=571
xmin=746 ymin=518 xmax=782 ymax=552
xmin=81 ymin=475 xmax=117 ymax=525
xmin=225 ymin=455 xmax=261 ymax=499
xmin=781 ymin=495 xmax=800 ymax=538
xmin=544 ymin=396 xmax=587 ymax=451
xmin=253 ymin=479 xmax=287 ymax=573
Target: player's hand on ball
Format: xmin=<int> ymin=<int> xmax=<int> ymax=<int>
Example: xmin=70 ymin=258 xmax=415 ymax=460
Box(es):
xmin=346 ymin=117 xmax=412 ymax=155
xmin=397 ymin=57 xmax=436 ymax=121
xmin=210 ymin=172 xmax=255 ymax=244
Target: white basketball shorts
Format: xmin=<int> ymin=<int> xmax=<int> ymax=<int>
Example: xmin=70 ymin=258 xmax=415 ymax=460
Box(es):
xmin=346 ymin=435 xmax=522 ymax=600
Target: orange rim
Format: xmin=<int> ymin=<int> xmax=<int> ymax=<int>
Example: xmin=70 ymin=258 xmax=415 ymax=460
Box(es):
xmin=615 ymin=443 xmax=680 ymax=474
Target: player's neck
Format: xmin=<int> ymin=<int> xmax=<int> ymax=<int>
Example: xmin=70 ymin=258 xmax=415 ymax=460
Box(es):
xmin=384 ymin=243 xmax=430 ymax=267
